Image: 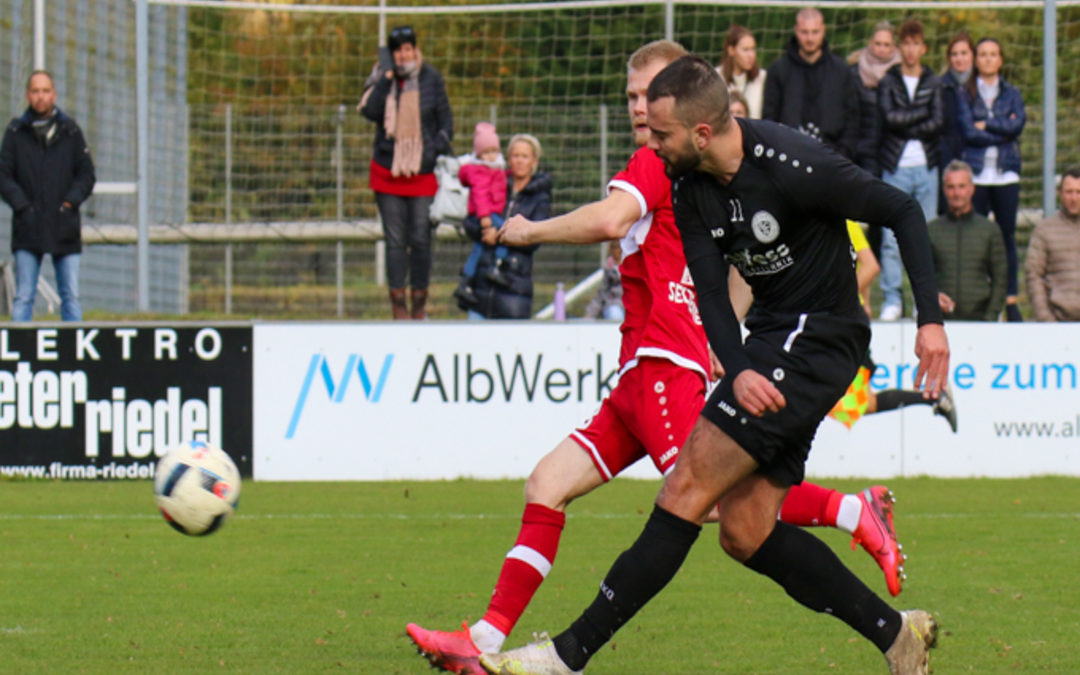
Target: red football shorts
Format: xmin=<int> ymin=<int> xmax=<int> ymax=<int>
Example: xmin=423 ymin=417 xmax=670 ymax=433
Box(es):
xmin=570 ymin=358 xmax=706 ymax=480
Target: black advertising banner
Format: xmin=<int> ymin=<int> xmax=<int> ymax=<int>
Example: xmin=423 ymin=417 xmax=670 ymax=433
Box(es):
xmin=0 ymin=325 xmax=252 ymax=479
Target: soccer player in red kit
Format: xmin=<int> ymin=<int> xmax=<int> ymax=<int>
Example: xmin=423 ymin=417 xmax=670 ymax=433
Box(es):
xmin=406 ymin=40 xmax=903 ymax=675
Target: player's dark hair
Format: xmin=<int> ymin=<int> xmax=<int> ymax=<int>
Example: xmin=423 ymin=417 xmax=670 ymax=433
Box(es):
xmin=1061 ymin=165 xmax=1080 ymax=186
xmin=647 ymin=55 xmax=731 ymax=133
xmin=898 ymin=18 xmax=924 ymax=43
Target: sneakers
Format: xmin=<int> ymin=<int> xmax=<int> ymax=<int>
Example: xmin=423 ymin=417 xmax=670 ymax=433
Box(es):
xmin=879 ymin=304 xmax=902 ymax=321
xmin=478 ymin=633 xmax=581 ymax=675
xmin=933 ymin=386 xmax=958 ymax=433
xmin=851 ymin=486 xmax=906 ymax=597
xmin=884 ymin=610 xmax=938 ymax=674
xmin=406 ymin=622 xmax=484 ymax=675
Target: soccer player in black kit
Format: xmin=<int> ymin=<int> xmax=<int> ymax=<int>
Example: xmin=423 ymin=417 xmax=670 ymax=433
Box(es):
xmin=480 ymin=56 xmax=950 ymax=675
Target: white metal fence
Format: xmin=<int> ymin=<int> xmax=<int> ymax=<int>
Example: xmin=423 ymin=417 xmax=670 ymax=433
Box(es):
xmin=1 ymin=0 xmax=1078 ymax=317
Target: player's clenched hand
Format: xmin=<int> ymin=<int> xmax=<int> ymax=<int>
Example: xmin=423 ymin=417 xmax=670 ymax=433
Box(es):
xmin=913 ymin=323 xmax=950 ymax=399
xmin=497 ymin=215 xmax=533 ymax=247
xmin=733 ymin=370 xmax=786 ymax=417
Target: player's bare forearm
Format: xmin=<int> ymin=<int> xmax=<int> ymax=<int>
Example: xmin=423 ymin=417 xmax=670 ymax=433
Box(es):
xmin=913 ymin=323 xmax=950 ymax=398
xmin=497 ymin=190 xmax=641 ymax=247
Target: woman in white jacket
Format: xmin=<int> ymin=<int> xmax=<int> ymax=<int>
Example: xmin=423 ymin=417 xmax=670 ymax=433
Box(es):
xmin=716 ymin=24 xmax=766 ymax=119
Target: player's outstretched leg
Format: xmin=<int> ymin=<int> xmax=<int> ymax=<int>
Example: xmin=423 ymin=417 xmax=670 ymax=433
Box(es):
xmin=738 ymin=519 xmax=937 ymax=670
xmin=408 ymin=439 xmax=601 ymax=672
xmin=851 ymin=486 xmax=906 ymax=597
xmin=884 ymin=610 xmax=939 ymax=674
xmin=781 ymin=482 xmax=906 ymax=596
xmin=406 ymin=503 xmax=565 ymax=673
xmin=480 ymin=504 xmax=701 ymax=675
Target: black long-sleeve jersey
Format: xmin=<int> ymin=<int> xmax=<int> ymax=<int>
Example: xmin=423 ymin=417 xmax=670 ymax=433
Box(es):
xmin=672 ymin=118 xmax=941 ymax=377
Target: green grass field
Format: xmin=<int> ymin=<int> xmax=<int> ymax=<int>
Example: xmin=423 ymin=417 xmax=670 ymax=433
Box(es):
xmin=1 ymin=477 xmax=1077 ymax=673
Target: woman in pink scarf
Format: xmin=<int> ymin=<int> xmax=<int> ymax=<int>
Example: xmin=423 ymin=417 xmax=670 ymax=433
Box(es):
xmin=361 ymin=25 xmax=453 ymax=319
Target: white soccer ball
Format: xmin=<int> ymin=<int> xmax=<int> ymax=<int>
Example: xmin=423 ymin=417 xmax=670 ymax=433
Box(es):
xmin=153 ymin=440 xmax=241 ymax=536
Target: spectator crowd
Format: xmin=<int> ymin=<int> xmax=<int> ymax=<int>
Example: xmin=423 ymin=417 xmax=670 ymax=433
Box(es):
xmin=716 ymin=10 xmax=1076 ymax=324
xmin=358 ymin=15 xmax=1078 ymax=323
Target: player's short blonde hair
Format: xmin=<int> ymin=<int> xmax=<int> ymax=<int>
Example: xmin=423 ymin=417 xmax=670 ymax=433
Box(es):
xmin=627 ymin=40 xmax=688 ymax=72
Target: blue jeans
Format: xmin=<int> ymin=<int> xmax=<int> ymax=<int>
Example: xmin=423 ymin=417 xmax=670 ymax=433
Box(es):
xmin=880 ymin=165 xmax=938 ymax=310
xmin=462 ymin=213 xmax=507 ymax=280
xmin=12 ymin=250 xmax=82 ymax=321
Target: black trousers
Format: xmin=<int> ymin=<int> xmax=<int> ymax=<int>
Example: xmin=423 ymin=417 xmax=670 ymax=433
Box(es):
xmin=375 ymin=192 xmax=434 ymax=290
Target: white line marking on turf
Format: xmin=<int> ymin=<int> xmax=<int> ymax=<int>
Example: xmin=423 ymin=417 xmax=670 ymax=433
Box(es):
xmin=0 ymin=512 xmax=1078 ymax=521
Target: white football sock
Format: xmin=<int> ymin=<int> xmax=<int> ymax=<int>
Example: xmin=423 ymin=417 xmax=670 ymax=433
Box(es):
xmin=835 ymin=494 xmax=863 ymax=534
xmin=470 ymin=619 xmax=506 ymax=654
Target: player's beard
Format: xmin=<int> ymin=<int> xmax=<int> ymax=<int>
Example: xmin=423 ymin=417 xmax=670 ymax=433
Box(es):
xmin=661 ymin=138 xmax=701 ymax=179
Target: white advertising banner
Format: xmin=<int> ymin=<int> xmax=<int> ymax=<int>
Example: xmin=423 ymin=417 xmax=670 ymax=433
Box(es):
xmin=254 ymin=322 xmax=1080 ymax=481
xmin=253 ymin=322 xmax=629 ymax=480
xmin=810 ymin=322 xmax=1080 ymax=478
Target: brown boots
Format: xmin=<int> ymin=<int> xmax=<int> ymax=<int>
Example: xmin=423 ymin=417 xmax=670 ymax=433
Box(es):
xmin=388 ymin=287 xmax=428 ymax=320
xmin=389 ymin=288 xmax=409 ymax=320
xmin=410 ymin=288 xmax=428 ymax=320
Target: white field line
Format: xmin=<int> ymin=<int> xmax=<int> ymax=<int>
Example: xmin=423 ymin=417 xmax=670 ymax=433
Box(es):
xmin=0 ymin=511 xmax=1077 ymax=521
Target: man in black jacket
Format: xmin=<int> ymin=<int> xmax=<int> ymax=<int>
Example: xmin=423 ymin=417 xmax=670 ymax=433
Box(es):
xmin=762 ymin=7 xmax=858 ymax=159
xmin=875 ymin=19 xmax=944 ymax=321
xmin=0 ymin=71 xmax=95 ymax=321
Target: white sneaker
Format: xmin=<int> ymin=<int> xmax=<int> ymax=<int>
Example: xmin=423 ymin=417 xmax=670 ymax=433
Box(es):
xmin=879 ymin=304 xmax=902 ymax=321
xmin=884 ymin=610 xmax=938 ymax=675
xmin=478 ymin=633 xmax=582 ymax=675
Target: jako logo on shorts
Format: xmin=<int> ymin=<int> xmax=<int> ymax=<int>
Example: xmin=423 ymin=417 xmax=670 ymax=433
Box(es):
xmin=285 ymin=354 xmax=393 ymax=438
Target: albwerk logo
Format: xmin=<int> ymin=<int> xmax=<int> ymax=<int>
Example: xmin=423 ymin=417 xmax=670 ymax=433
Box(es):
xmin=285 ymin=354 xmax=393 ymax=438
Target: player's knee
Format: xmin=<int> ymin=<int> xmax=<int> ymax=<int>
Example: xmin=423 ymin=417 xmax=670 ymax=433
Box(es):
xmin=718 ymin=514 xmax=770 ymax=562
xmin=524 ymin=470 xmax=560 ymax=508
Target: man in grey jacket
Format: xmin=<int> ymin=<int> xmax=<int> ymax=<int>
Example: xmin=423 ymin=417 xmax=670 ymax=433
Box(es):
xmin=1026 ymin=166 xmax=1080 ymax=321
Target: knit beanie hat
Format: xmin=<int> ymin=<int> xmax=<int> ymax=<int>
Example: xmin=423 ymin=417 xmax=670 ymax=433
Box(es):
xmin=388 ymin=25 xmax=417 ymax=52
xmin=473 ymin=122 xmax=500 ymax=156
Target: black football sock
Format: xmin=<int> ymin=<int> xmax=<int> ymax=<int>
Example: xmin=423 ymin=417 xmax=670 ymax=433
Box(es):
xmin=552 ymin=505 xmax=701 ymax=670
xmin=744 ymin=521 xmax=902 ymax=653
xmin=876 ymin=389 xmax=930 ymax=412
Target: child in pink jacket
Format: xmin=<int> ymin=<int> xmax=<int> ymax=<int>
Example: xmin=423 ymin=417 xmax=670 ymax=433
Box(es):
xmin=454 ymin=122 xmax=510 ymax=307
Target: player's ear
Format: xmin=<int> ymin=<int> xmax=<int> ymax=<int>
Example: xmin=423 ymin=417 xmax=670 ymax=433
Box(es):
xmin=693 ymin=122 xmax=711 ymax=149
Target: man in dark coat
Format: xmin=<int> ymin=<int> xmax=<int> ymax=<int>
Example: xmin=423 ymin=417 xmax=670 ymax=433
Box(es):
xmin=762 ymin=7 xmax=859 ymax=159
xmin=0 ymin=70 xmax=95 ymax=321
xmin=875 ymin=19 xmax=945 ymax=321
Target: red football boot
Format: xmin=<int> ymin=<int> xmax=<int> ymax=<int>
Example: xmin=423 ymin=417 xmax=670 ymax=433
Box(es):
xmin=406 ymin=622 xmax=484 ymax=674
xmin=851 ymin=486 xmax=907 ymax=596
